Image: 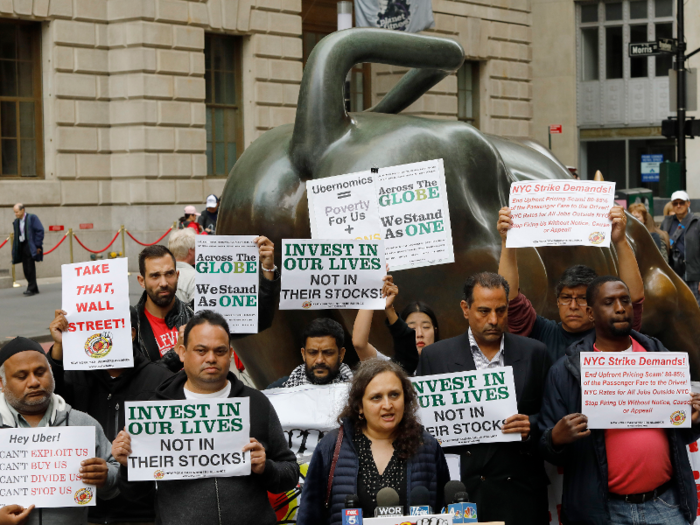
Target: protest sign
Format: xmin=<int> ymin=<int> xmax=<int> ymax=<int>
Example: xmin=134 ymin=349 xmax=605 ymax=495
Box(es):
xmin=61 ymin=258 xmax=133 ymax=370
xmin=581 ymin=351 xmax=692 ymax=429
xmin=280 ymin=240 xmax=386 ymax=310
xmin=264 ymin=383 xmax=349 ymax=462
xmin=0 ymin=426 xmax=96 ymax=508
xmin=411 ymin=368 xmax=520 ymax=446
xmin=195 ymin=236 xmax=259 ymax=333
xmin=506 ymin=180 xmax=616 ymax=248
xmin=125 ymin=398 xmax=251 ymax=481
xmin=306 ymin=159 xmax=453 ymax=271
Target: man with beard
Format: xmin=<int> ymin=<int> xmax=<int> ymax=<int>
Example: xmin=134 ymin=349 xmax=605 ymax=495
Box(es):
xmin=539 ymin=276 xmax=700 ymax=525
xmin=0 ymin=337 xmax=119 ymax=525
xmin=274 ymin=318 xmax=353 ymax=388
xmin=134 ymin=238 xmax=279 ymax=372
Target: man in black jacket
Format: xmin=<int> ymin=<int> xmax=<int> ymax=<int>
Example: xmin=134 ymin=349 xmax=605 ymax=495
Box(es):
xmin=135 ymin=237 xmax=279 ymax=372
xmin=47 ymin=306 xmax=173 ymax=525
xmin=538 ymin=275 xmax=700 ymax=525
xmin=112 ymin=310 xmax=299 ymax=525
xmin=416 ymin=272 xmax=551 ymax=525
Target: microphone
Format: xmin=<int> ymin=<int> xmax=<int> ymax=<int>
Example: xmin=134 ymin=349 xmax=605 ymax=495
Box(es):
xmin=409 ymin=485 xmax=432 ymax=516
xmin=445 ymin=485 xmax=477 ymax=523
xmin=443 ymin=480 xmax=467 ymax=506
xmin=342 ymin=494 xmax=363 ymax=525
xmin=374 ymin=487 xmax=403 ymax=517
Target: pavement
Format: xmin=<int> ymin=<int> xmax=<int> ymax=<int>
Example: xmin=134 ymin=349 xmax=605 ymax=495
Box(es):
xmin=0 ymin=274 xmax=144 ymax=344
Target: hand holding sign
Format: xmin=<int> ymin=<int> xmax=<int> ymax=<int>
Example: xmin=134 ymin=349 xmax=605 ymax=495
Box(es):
xmin=111 ymin=429 xmax=132 ymax=468
xmin=502 ymin=414 xmax=530 ymax=440
xmin=551 ymin=414 xmax=591 ymax=447
xmin=241 ymin=438 xmax=266 ymax=474
xmin=0 ymin=505 xmax=34 ymax=525
xmin=79 ymin=458 xmax=109 ymax=487
xmin=497 ymin=207 xmax=512 ymax=242
xmin=48 ymin=309 xmax=69 ymax=360
xmin=692 ymin=393 xmax=700 ymax=424
xmin=609 ymin=206 xmax=627 ymax=244
xmin=255 ymin=236 xmax=275 ymax=278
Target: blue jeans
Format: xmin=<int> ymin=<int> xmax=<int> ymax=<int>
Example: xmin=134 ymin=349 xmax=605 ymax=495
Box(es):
xmin=608 ymin=487 xmax=689 ymax=525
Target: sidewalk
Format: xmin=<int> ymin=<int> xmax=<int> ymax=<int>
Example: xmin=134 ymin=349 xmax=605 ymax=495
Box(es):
xmin=0 ymin=274 xmax=145 ymax=343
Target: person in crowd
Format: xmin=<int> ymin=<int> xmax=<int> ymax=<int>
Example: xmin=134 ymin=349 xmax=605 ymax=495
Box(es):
xmin=47 ymin=306 xmax=172 ymax=525
xmin=198 ymin=194 xmax=219 ymax=234
xmin=11 ymin=203 xmax=44 ymax=297
xmin=628 ymin=202 xmax=670 ymax=262
xmin=538 ymin=276 xmax=700 ymax=525
xmin=297 ymin=359 xmax=450 ymax=525
xmin=353 ymin=275 xmax=436 ymax=374
xmin=178 ymin=205 xmax=203 ymax=233
xmin=664 ymin=201 xmax=675 ymax=217
xmin=498 ymin=205 xmax=645 ymax=362
xmin=416 ymin=272 xmax=550 ymax=525
xmin=111 ymin=310 xmax=299 ymax=525
xmin=0 ymin=337 xmax=120 ymax=525
xmin=661 ymin=191 xmax=700 ymax=305
xmin=134 ymin=237 xmax=279 ymax=372
xmin=270 ymin=318 xmax=353 ymax=388
xmin=168 ymin=228 xmax=197 ymax=307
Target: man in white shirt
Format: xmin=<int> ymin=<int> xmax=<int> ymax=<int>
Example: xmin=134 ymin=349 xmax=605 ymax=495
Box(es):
xmin=167 ymin=228 xmax=197 ymax=306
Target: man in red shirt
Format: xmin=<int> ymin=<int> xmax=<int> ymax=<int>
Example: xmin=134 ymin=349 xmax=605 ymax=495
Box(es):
xmin=538 ymin=276 xmax=700 ymax=525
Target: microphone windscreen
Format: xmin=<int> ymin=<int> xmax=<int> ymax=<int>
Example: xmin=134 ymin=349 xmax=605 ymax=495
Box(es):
xmin=444 ymin=480 xmax=467 ymax=504
xmin=410 ymin=485 xmax=430 ymax=506
xmin=376 ymin=487 xmax=400 ymax=507
xmin=455 ymin=491 xmax=469 ymax=503
xmin=345 ymin=494 xmax=360 ymax=508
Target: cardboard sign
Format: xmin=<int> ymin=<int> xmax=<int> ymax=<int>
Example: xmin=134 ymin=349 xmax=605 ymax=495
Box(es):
xmin=581 ymin=351 xmax=692 ymax=429
xmin=61 ymin=258 xmax=133 ymax=370
xmin=195 ymin=236 xmax=259 ymax=334
xmin=279 ymin=240 xmax=386 ymax=310
xmin=0 ymin=426 xmax=96 ymax=508
xmin=125 ymin=398 xmax=251 ymax=481
xmin=506 ymin=180 xmax=616 ymax=248
xmin=307 ymin=159 xmax=454 ymax=271
xmin=412 ymin=368 xmax=520 ymax=447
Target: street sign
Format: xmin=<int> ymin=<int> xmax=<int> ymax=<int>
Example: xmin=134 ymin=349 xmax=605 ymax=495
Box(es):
xmin=629 ymin=42 xmax=661 ymax=57
xmin=549 ymin=124 xmax=562 ymax=134
xmin=658 ymin=38 xmax=677 ymax=53
xmin=641 ymin=154 xmax=663 ymax=183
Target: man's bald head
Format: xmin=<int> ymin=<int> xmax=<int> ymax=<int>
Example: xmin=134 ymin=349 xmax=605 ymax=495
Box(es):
xmin=13 ymin=203 xmax=25 ymax=219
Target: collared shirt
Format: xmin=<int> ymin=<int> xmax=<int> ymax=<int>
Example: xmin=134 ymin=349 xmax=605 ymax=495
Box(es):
xmin=19 ymin=215 xmax=26 ymax=242
xmin=7 ymin=397 xmax=53 ymax=428
xmin=468 ymin=328 xmax=505 ymax=369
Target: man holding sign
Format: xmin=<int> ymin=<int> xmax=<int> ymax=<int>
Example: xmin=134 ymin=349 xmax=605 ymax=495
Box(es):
xmin=539 ymin=276 xmax=700 ymax=525
xmin=112 ymin=311 xmax=298 ymax=525
xmin=416 ymin=272 xmax=551 ymax=525
xmin=0 ymin=337 xmax=119 ymax=525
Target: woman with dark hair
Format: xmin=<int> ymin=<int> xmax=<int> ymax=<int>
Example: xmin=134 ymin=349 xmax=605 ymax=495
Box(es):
xmin=352 ymin=275 xmax=439 ymax=374
xmin=297 ymin=359 xmax=449 ymax=525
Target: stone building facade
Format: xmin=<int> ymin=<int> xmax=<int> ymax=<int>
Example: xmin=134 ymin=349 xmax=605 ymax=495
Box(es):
xmin=0 ymin=0 xmax=533 ymax=278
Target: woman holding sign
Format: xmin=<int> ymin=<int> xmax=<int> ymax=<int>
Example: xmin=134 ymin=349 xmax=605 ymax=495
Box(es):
xmin=297 ymin=359 xmax=450 ymax=525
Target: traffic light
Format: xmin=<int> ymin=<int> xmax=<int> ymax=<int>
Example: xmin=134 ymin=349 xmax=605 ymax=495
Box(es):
xmin=661 ymin=118 xmax=700 ymax=138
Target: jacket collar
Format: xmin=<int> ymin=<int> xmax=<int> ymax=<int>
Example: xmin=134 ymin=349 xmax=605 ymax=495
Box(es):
xmin=154 ymin=370 xmax=244 ymax=400
xmin=136 ymin=291 xmax=187 ymax=330
xmin=0 ymin=393 xmax=67 ymax=428
xmin=454 ymin=330 xmax=523 ymax=369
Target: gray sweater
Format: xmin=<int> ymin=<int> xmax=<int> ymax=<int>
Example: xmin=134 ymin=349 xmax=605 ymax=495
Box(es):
xmin=0 ymin=393 xmax=120 ymax=525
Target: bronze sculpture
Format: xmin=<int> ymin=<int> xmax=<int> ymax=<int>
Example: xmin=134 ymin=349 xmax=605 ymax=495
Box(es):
xmin=218 ymin=28 xmax=700 ymax=387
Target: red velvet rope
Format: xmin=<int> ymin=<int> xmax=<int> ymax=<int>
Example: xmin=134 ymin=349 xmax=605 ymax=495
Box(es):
xmin=73 ymin=230 xmax=121 ymax=254
xmin=0 ymin=237 xmax=8 ymax=249
xmin=42 ymin=233 xmax=68 ymax=255
xmin=125 ymin=227 xmax=172 ymax=246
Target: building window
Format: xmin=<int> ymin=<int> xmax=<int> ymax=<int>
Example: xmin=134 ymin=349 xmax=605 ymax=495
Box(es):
xmin=457 ymin=62 xmax=479 ymax=128
xmin=204 ymin=34 xmax=243 ymax=176
xmin=0 ymin=21 xmax=43 ymax=179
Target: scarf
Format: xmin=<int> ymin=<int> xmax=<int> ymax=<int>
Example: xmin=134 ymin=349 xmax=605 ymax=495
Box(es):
xmin=282 ymin=362 xmax=353 ymax=388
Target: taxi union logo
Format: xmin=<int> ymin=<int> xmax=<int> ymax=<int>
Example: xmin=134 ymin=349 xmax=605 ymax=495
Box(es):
xmin=671 ymin=410 xmax=687 ymax=426
xmin=302 ymin=301 xmax=312 ymax=309
xmin=74 ymin=487 xmax=94 ymax=505
xmin=154 ymin=470 xmax=165 ymax=480
xmin=84 ymin=332 xmax=113 ymax=359
xmin=589 ymin=232 xmax=605 ymax=244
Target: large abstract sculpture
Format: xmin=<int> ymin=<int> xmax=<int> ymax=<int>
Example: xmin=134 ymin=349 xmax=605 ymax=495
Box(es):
xmin=218 ymin=28 xmax=700 ymax=387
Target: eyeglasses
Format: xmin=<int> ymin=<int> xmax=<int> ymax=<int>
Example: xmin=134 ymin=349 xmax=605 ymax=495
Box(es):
xmin=672 ymin=201 xmax=687 ymax=206
xmin=558 ymin=296 xmax=587 ymax=307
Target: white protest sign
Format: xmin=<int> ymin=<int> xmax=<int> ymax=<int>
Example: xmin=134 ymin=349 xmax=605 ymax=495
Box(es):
xmin=581 ymin=351 xmax=692 ymax=429
xmin=280 ymin=239 xmax=386 ymax=310
xmin=264 ymin=383 xmax=349 ymax=462
xmin=125 ymin=398 xmax=250 ymax=481
xmin=61 ymin=258 xmax=133 ymax=370
xmin=506 ymin=180 xmax=616 ymax=248
xmin=306 ymin=159 xmax=454 ymax=271
xmin=195 ymin=236 xmax=259 ymax=334
xmin=0 ymin=426 xmax=96 ymax=508
xmin=412 ymin=368 xmax=520 ymax=447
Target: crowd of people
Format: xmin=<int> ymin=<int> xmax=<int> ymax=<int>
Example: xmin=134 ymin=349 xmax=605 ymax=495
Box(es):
xmin=2 ymin=202 xmax=700 ymax=525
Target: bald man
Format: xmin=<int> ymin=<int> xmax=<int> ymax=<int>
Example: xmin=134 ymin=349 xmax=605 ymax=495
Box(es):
xmin=11 ymin=204 xmax=44 ymax=296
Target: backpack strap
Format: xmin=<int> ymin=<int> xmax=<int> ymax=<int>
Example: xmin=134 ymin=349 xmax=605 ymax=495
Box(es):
xmin=325 ymin=425 xmax=344 ymax=509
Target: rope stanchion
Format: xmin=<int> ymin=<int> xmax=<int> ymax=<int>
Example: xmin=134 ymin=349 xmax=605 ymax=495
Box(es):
xmin=43 ymin=233 xmax=69 ymax=255
xmin=0 ymin=236 xmax=9 ymax=249
xmin=73 ymin=230 xmax=121 ymax=254
xmin=125 ymin=227 xmax=173 ymax=247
